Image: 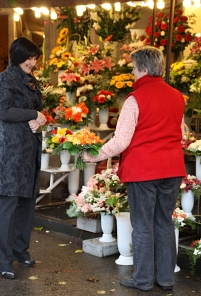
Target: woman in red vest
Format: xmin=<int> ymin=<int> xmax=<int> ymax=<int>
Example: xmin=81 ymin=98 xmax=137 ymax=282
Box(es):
xmin=83 ymin=46 xmax=185 ymax=292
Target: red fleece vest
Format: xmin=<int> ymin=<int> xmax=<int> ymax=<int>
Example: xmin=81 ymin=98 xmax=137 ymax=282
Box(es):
xmin=118 ymin=75 xmax=186 ymax=182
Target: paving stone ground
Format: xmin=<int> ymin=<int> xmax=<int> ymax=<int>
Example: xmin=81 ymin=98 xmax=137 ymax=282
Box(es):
xmin=0 ymin=229 xmax=201 ymax=296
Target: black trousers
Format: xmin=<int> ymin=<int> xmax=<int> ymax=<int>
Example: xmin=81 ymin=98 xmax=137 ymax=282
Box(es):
xmin=0 ymin=196 xmax=35 ymax=272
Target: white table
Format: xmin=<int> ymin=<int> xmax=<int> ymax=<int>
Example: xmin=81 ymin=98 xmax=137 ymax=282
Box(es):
xmin=37 ymin=166 xmax=75 ymax=204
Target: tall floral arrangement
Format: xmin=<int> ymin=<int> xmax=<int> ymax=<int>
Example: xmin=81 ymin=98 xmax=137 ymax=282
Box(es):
xmin=141 ymin=4 xmax=195 ymax=59
xmin=56 ymin=6 xmax=92 ymax=41
xmin=90 ymin=3 xmax=142 ymax=41
xmin=66 ymin=163 xmax=128 ymax=217
xmin=76 ymin=42 xmax=115 ymax=76
xmin=48 ymin=27 xmax=79 ymax=72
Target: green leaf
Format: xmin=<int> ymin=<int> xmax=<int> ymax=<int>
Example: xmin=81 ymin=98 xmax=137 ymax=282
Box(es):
xmin=70 ymin=147 xmax=80 ymax=155
xmin=89 ymin=148 xmax=99 ymax=156
xmin=63 ymin=142 xmax=73 ymax=150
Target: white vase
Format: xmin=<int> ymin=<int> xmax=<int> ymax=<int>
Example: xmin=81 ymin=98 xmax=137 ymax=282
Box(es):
xmin=58 ymin=70 xmax=65 ymax=84
xmin=115 ymin=212 xmax=133 ymax=265
xmin=66 ymin=91 xmax=76 ymax=105
xmin=84 ymin=163 xmax=97 ymax=186
xmin=196 ymin=156 xmax=201 ymax=181
xmin=98 ymin=108 xmax=109 ymax=129
xmin=181 ymin=190 xmax=194 ymax=217
xmin=41 ymin=153 xmax=50 ymax=170
xmin=99 ymin=212 xmax=116 ymax=243
xmin=59 ymin=150 xmax=71 ymax=170
xmin=66 ymin=164 xmax=80 ymax=201
xmin=174 ymin=228 xmax=181 ymax=273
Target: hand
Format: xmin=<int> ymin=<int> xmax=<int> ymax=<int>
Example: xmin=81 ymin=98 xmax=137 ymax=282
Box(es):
xmin=28 ymin=119 xmax=40 ymax=132
xmin=36 ymin=111 xmax=47 ymax=126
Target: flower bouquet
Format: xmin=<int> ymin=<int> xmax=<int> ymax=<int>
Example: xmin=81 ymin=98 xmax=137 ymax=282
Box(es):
xmin=187 ymin=239 xmax=201 ymax=275
xmin=185 ymin=140 xmax=201 ymax=157
xmin=141 ymin=3 xmax=195 ymax=60
xmin=59 ymin=69 xmax=82 ymax=92
xmin=93 ymin=90 xmax=115 ymax=110
xmin=66 ymin=163 xmax=128 ymax=218
xmin=110 ymin=73 xmax=135 ymax=94
xmin=47 ymin=127 xmax=104 ymax=170
xmin=180 ymin=175 xmax=201 ymax=194
xmin=52 ymin=101 xmax=91 ymax=129
xmin=172 ymin=207 xmax=195 ymax=231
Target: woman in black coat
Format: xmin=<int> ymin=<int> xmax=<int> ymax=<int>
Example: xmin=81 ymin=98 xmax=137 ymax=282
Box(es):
xmin=0 ymin=37 xmax=46 ymax=279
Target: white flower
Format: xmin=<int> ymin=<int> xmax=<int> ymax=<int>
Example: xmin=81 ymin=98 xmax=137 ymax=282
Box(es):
xmin=161 ymin=31 xmax=165 ymax=36
xmin=92 ymin=22 xmax=101 ymax=31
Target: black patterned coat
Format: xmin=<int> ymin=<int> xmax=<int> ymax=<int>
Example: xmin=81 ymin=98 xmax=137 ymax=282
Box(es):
xmin=0 ymin=63 xmax=43 ymax=198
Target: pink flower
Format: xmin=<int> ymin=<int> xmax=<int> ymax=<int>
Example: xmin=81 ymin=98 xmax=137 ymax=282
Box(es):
xmin=81 ymin=204 xmax=92 ymax=213
xmin=103 ymin=56 xmax=115 ymax=70
xmin=90 ymin=58 xmax=104 ymax=73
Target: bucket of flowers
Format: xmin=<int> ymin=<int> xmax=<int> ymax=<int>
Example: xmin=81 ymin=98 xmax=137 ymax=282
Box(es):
xmin=46 ymin=127 xmax=104 ymax=170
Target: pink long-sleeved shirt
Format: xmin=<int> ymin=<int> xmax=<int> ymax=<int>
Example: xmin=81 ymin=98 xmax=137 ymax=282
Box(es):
xmin=83 ymin=95 xmax=138 ymax=162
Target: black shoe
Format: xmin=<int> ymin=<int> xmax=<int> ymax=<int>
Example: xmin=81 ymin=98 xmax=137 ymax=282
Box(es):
xmin=19 ymin=260 xmax=35 ymax=267
xmin=160 ymin=285 xmax=173 ymax=290
xmin=0 ymin=271 xmax=14 ymax=279
xmin=120 ymin=276 xmax=153 ymax=291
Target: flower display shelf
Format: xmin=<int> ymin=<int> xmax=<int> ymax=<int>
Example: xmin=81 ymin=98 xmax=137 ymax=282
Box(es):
xmin=37 ymin=166 xmax=75 ymax=204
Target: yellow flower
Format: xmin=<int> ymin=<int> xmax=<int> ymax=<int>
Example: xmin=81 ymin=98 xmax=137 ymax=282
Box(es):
xmin=51 ymin=46 xmax=62 ymax=55
xmin=61 ymin=52 xmax=72 ymax=60
xmin=57 ymin=128 xmax=68 ymax=136
xmin=59 ymin=28 xmax=69 ymax=38
xmin=126 ymin=81 xmax=133 ymax=87
xmin=57 ymin=61 xmax=66 ymax=69
xmin=49 ymin=58 xmax=59 ymax=65
xmin=52 ymin=136 xmax=59 ymax=143
xmin=57 ymin=36 xmax=67 ymax=45
xmin=116 ymin=81 xmax=124 ymax=89
xmin=110 ymin=79 xmax=116 ymax=86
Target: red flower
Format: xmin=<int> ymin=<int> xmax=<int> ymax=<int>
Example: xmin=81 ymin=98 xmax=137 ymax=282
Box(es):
xmin=160 ymin=39 xmax=167 ymax=46
xmin=181 ymin=16 xmax=188 ymax=22
xmin=154 ymin=32 xmax=161 ymax=37
xmin=177 ymin=26 xmax=185 ymax=33
xmin=185 ymin=34 xmax=193 ymax=42
xmin=156 ymin=20 xmax=161 ymax=27
xmin=157 ymin=12 xmax=164 ymax=18
xmin=176 ymin=34 xmax=182 ymax=41
xmin=161 ymin=23 xmax=168 ymax=30
xmin=173 ymin=16 xmax=180 ymax=23
xmin=146 ymin=26 xmax=152 ymax=36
